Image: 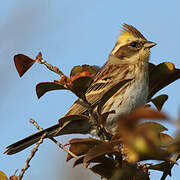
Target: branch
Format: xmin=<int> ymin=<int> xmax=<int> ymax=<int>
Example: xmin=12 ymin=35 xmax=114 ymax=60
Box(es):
xmin=29 ymin=119 xmax=78 ymax=159
xmin=35 ymin=52 xmax=64 ymax=77
xmin=18 ymin=131 xmax=48 ymax=180
xmin=82 ymin=99 xmax=111 ymax=141
xmin=29 ymin=119 xmax=104 ymax=179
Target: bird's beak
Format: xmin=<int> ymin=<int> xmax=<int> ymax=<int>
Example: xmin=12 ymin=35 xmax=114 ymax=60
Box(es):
xmin=144 ymin=41 xmax=157 ymax=48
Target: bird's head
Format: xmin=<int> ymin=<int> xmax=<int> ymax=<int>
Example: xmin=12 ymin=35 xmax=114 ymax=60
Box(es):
xmin=110 ymin=24 xmax=156 ymax=64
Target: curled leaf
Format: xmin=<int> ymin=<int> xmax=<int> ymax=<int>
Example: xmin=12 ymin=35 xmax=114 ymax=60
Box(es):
xmin=73 ymin=156 xmax=85 ymax=167
xmin=70 ymin=64 xmax=97 ymax=77
xmin=149 ymin=161 xmax=172 ymax=176
xmin=148 ymin=62 xmax=180 ymax=99
xmin=14 ymin=54 xmax=35 ymax=77
xmin=36 ymin=82 xmax=67 ymax=99
xmin=72 ymin=76 xmax=93 ymax=99
xmin=149 ymin=94 xmax=168 ymax=111
xmin=65 ymin=138 xmax=102 ymax=161
xmin=83 ymin=140 xmax=121 ymax=165
xmin=118 ymin=107 xmax=168 ymax=131
xmin=91 ymin=163 xmax=115 ymax=179
xmin=160 ymin=133 xmax=174 ymax=146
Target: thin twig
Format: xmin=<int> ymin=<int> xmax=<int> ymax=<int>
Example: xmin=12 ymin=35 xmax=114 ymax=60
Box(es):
xmin=35 ymin=52 xmax=109 ymax=141
xmin=18 ymin=131 xmax=48 ymax=180
xmin=35 ymin=52 xmax=64 ymax=77
xmin=29 ymin=119 xmax=104 ymax=179
xmin=29 ymin=119 xmax=78 ymax=159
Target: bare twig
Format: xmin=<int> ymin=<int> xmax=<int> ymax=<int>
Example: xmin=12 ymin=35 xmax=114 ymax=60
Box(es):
xmin=35 ymin=52 xmax=64 ymax=77
xmin=35 ymin=52 xmax=109 ymax=141
xmin=18 ymin=131 xmax=48 ymax=180
xmin=29 ymin=119 xmax=104 ymax=179
xmin=29 ymin=119 xmax=78 ymax=159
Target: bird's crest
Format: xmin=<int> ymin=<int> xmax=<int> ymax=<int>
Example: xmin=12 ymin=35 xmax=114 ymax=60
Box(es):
xmin=118 ymin=24 xmax=147 ymax=43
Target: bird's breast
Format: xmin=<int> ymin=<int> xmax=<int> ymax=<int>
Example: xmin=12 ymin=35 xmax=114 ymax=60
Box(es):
xmin=102 ymin=73 xmax=149 ymax=132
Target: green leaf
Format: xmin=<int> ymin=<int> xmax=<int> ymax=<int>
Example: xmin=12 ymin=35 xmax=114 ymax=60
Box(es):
xmin=36 ymin=82 xmax=68 ymax=99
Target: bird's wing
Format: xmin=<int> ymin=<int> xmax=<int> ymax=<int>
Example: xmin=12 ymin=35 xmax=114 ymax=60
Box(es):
xmin=65 ymin=62 xmax=133 ymax=116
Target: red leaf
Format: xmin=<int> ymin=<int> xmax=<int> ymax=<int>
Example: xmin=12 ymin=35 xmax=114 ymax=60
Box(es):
xmin=91 ymin=163 xmax=115 ymax=179
xmin=14 ymin=54 xmax=35 ymax=77
xmin=66 ymin=138 xmax=103 ymax=161
xmin=36 ymin=82 xmax=67 ymax=99
xmin=73 ymin=156 xmax=85 ymax=167
xmin=83 ymin=141 xmax=121 ymax=165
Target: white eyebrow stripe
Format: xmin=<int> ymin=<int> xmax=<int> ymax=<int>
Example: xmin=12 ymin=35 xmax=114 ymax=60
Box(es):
xmin=111 ymin=43 xmax=121 ymax=55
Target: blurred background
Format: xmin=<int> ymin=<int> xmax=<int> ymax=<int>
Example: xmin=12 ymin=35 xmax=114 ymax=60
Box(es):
xmin=0 ymin=0 xmax=180 ymax=179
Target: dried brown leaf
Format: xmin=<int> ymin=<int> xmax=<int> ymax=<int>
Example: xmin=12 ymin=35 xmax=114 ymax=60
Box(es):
xmin=149 ymin=94 xmax=168 ymax=111
xmin=149 ymin=161 xmax=172 ymax=176
xmin=83 ymin=140 xmax=121 ymax=165
xmin=73 ymin=156 xmax=85 ymax=167
xmin=14 ymin=54 xmax=35 ymax=77
xmin=148 ymin=62 xmax=180 ymax=99
xmin=91 ymin=163 xmax=115 ymax=179
xmin=118 ymin=107 xmax=168 ymax=131
xmin=70 ymin=64 xmax=97 ymax=77
xmin=36 ymin=82 xmax=67 ymax=99
xmin=72 ymin=76 xmax=93 ymax=99
xmin=66 ymin=138 xmax=102 ymax=161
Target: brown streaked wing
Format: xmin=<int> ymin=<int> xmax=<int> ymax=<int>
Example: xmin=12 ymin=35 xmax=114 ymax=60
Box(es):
xmin=65 ymin=63 xmax=134 ymax=116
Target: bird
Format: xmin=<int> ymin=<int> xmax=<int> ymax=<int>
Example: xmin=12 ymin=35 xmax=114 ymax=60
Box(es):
xmin=5 ymin=24 xmax=156 ymax=155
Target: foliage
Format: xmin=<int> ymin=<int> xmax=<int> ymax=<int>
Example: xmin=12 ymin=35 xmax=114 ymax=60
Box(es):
xmin=11 ymin=52 xmax=180 ymax=179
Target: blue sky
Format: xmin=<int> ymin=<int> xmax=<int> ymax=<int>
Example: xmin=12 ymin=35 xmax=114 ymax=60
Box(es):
xmin=1 ymin=0 xmax=180 ymax=179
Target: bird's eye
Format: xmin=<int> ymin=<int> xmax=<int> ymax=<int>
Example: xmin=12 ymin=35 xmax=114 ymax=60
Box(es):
xmin=129 ymin=42 xmax=137 ymax=47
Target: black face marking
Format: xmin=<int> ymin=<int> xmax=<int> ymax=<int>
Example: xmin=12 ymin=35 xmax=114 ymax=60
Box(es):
xmin=129 ymin=41 xmax=138 ymax=48
xmin=114 ymin=40 xmax=146 ymax=59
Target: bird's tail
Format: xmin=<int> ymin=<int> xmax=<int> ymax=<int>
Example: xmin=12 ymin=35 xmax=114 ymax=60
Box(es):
xmin=4 ymin=120 xmax=90 ymax=155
